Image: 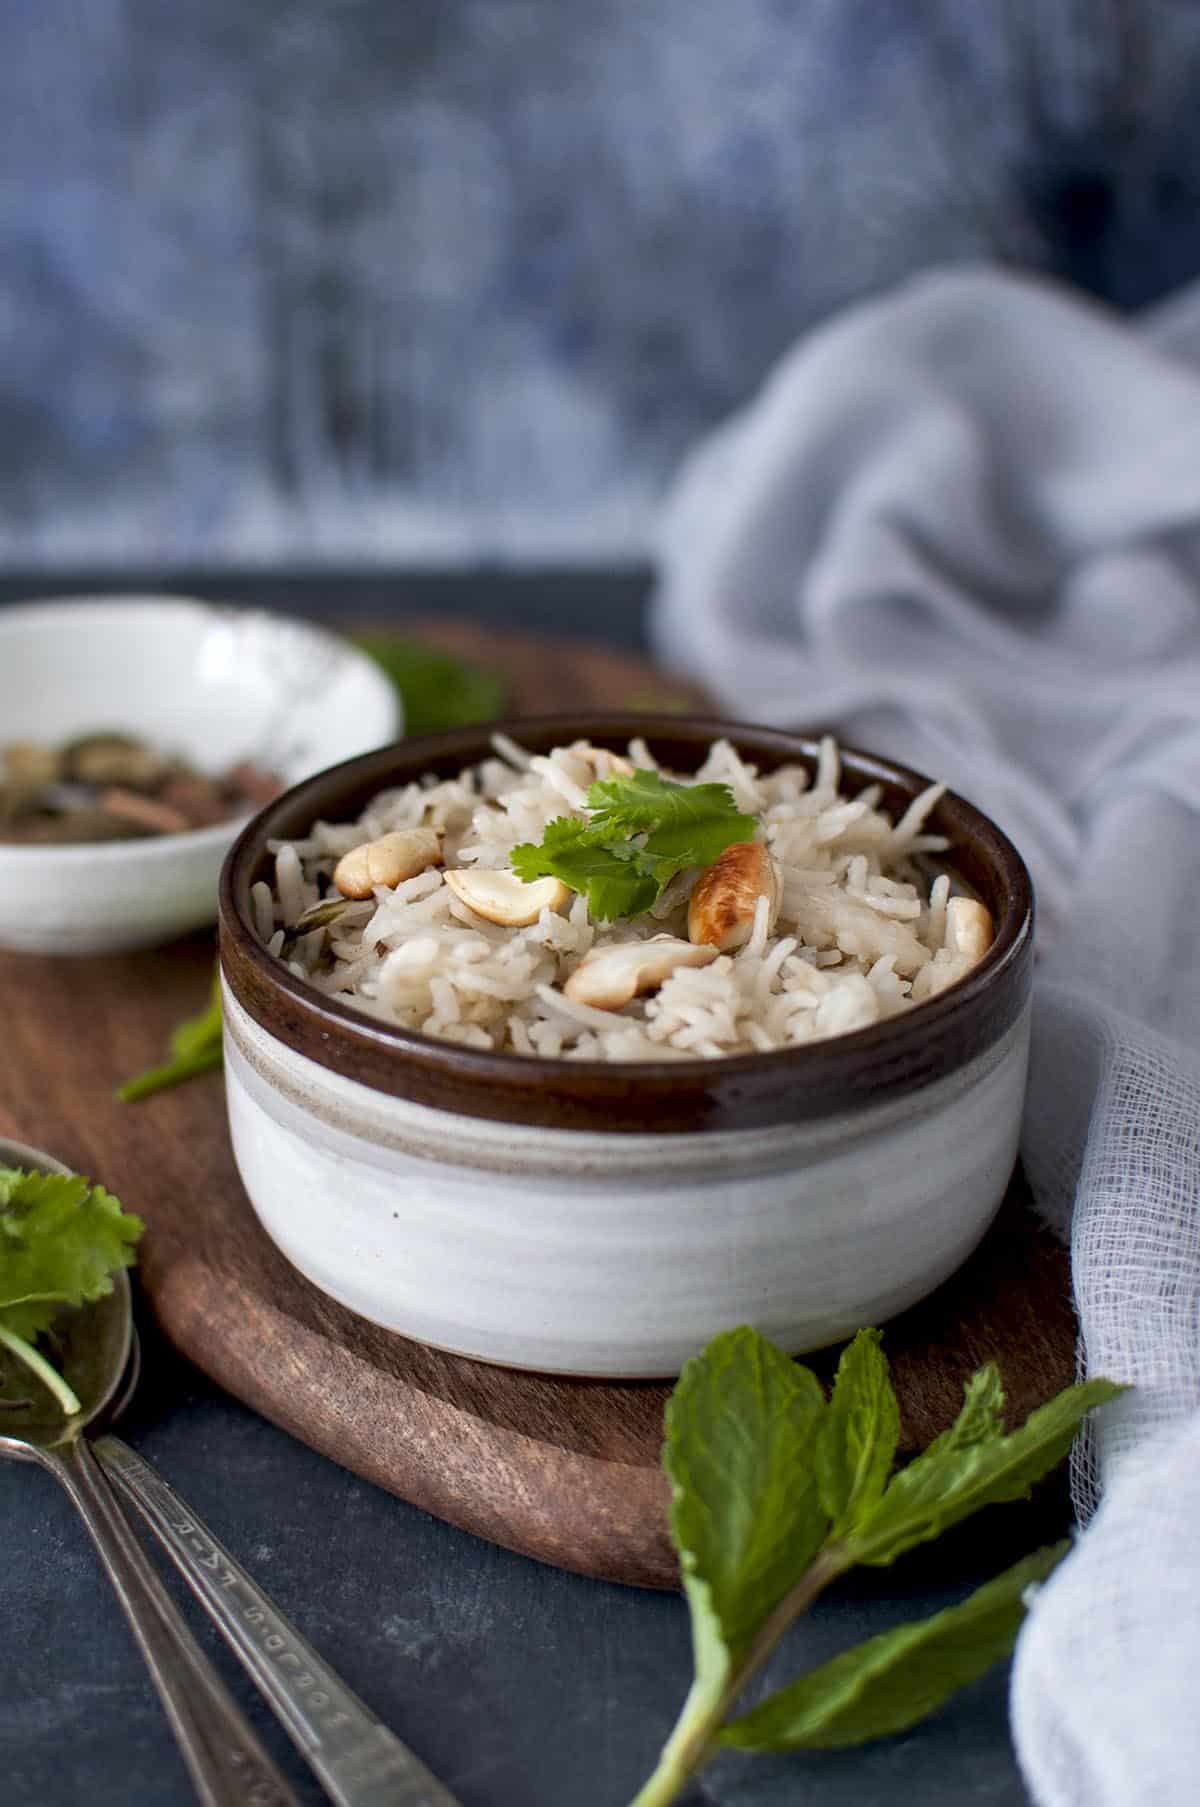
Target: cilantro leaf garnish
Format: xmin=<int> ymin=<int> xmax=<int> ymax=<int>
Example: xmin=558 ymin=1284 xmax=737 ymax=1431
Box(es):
xmin=511 ymin=819 xmax=661 ymax=920
xmin=630 ymin=1326 xmax=1124 ymax=1807
xmin=510 ymin=767 xmax=757 ymax=921
xmin=0 ymin=1168 xmax=142 ymax=1416
xmin=584 ymin=769 xmax=753 ymax=844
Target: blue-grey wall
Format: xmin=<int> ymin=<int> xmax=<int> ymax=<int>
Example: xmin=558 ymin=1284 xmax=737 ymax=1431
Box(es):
xmin=4 ymin=1 xmax=1200 ymax=566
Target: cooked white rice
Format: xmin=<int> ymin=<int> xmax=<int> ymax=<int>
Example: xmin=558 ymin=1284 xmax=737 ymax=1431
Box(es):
xmin=259 ymin=735 xmax=988 ymax=1061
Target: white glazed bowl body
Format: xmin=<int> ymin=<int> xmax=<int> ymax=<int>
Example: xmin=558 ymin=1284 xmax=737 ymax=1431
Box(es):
xmin=0 ymin=597 xmax=399 ymax=953
xmin=222 ymin=983 xmax=1030 ymax=1377
xmin=220 ymin=711 xmax=1033 ymax=1373
xmin=218 ymin=718 xmax=1035 ymax=1379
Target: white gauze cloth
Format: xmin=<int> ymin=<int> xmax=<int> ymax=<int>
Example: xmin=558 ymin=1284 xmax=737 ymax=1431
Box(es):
xmin=651 ymin=267 xmax=1200 ymax=1807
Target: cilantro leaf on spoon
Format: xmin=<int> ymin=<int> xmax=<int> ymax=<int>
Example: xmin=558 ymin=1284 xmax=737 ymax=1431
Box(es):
xmin=0 ymin=1169 xmax=142 ymax=1417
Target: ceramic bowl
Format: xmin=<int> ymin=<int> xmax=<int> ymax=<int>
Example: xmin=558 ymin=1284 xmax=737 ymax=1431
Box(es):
xmin=0 ymin=596 xmax=400 ymax=954
xmin=218 ymin=716 xmax=1034 ymax=1378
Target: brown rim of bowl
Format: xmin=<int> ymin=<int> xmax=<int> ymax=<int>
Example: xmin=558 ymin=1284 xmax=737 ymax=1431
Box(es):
xmin=218 ymin=714 xmax=1034 ymax=1135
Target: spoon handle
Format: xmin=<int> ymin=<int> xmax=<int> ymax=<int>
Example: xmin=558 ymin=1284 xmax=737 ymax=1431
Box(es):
xmin=50 ymin=1435 xmax=302 ymax=1807
xmin=94 ymin=1434 xmax=463 ymax=1807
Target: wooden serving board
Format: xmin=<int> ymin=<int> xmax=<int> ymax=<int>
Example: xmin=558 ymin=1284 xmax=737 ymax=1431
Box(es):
xmin=0 ymin=619 xmax=1076 ymax=1590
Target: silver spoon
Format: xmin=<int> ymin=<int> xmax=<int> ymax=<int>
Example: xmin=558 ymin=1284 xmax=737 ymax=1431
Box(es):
xmin=0 ymin=1138 xmax=301 ymax=1807
xmin=0 ymin=1139 xmax=462 ymax=1807
xmin=94 ymin=1335 xmax=461 ymax=1807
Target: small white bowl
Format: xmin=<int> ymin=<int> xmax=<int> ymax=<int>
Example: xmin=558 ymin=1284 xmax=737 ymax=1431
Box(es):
xmin=0 ymin=596 xmax=400 ymax=954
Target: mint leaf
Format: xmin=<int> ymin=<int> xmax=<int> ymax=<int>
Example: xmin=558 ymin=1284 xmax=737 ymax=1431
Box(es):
xmin=845 ymin=1378 xmax=1124 ymax=1568
xmin=923 ymin=1362 xmax=1006 ymax=1460
xmin=118 ymin=971 xmax=223 ymax=1101
xmin=511 ymin=766 xmax=758 ymax=922
xmin=116 ymin=1043 xmax=223 ymax=1103
xmin=632 ymin=1331 xmax=831 ymax=1807
xmin=666 ymin=1329 xmax=829 ymax=1691
xmin=816 ymin=1329 xmax=900 ymax=1536
xmin=720 ymin=1542 xmax=1068 ymax=1751
xmin=0 ymin=1169 xmax=142 ymax=1415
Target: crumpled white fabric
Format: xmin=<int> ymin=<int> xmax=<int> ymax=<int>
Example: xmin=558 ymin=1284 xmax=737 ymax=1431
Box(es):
xmin=650 ymin=267 xmax=1200 ymax=1807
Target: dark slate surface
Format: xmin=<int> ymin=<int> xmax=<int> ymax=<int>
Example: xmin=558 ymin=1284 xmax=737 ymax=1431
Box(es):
xmin=0 ymin=574 xmax=1055 ymax=1806
xmin=2 ymin=1314 xmax=1053 ymax=1807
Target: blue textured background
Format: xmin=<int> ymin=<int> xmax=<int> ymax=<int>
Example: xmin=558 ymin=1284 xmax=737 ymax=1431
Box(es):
xmin=4 ymin=0 xmax=1200 ymax=565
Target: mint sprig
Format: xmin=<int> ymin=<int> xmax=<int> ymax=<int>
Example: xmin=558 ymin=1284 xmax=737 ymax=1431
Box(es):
xmin=511 ymin=767 xmax=757 ymax=921
xmin=630 ymin=1326 xmax=1123 ymax=1807
xmin=720 ymin=1541 xmax=1068 ymax=1751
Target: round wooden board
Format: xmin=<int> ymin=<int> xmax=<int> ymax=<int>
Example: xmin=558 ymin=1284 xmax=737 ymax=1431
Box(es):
xmin=0 ymin=619 xmax=1076 ymax=1589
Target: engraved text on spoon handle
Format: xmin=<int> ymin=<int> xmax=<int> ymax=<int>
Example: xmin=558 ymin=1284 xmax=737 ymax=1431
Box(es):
xmin=53 ymin=1436 xmax=301 ymax=1807
xmin=95 ymin=1434 xmax=463 ymax=1807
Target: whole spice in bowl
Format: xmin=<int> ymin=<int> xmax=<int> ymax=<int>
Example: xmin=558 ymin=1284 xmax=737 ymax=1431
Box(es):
xmin=0 ymin=733 xmax=281 ymax=846
xmin=0 ymin=595 xmax=400 ymax=953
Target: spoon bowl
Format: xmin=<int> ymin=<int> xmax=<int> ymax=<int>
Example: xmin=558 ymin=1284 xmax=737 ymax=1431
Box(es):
xmin=0 ymin=1137 xmax=132 ymax=1453
xmin=0 ymin=1137 xmax=462 ymax=1807
xmin=0 ymin=1278 xmax=131 ymax=1450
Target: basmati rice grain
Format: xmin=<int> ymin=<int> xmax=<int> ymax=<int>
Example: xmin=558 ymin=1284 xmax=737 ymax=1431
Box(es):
xmin=258 ymin=737 xmax=989 ymax=1062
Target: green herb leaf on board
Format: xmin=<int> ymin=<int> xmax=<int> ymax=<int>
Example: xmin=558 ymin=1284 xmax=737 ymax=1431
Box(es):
xmin=353 ymin=636 xmax=508 ymax=736
xmin=665 ymin=1327 xmax=830 ymax=1676
xmin=922 ymin=1362 xmax=1007 ymax=1460
xmin=116 ymin=972 xmax=223 ymax=1103
xmin=628 ymin=1330 xmax=830 ymax=1806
